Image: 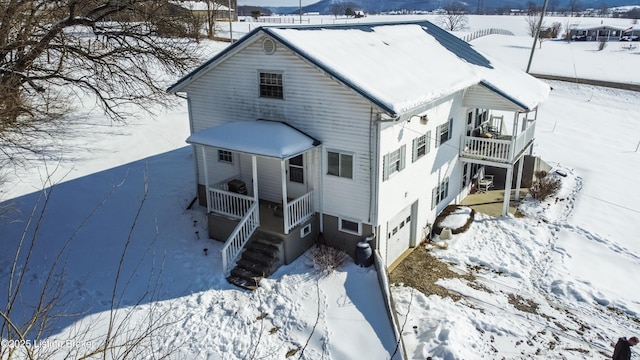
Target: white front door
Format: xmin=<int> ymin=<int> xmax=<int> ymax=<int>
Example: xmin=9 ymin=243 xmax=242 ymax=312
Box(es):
xmin=286 ymin=154 xmax=307 ymax=199
xmin=386 ymin=203 xmax=415 ymax=265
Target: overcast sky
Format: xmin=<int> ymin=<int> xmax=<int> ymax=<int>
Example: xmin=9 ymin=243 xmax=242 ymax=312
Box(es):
xmin=237 ymin=0 xmax=319 ymax=6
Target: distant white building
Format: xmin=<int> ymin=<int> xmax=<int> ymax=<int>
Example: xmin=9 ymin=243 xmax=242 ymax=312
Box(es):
xmin=168 ymin=21 xmax=550 ymax=287
xmin=172 ymin=1 xmax=236 ymax=21
xmin=568 ymin=24 xmax=629 ymax=41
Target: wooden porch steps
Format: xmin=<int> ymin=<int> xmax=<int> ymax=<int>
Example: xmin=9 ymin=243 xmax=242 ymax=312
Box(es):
xmin=226 ymin=231 xmax=284 ymax=291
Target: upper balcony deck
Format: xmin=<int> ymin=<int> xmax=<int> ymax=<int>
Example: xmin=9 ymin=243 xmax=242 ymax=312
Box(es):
xmin=459 ymin=120 xmax=536 ymax=165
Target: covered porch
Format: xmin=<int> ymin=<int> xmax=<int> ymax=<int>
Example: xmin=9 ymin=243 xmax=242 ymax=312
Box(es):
xmin=460 ymin=83 xmax=542 ymax=216
xmin=461 ymin=189 xmax=528 ymax=217
xmin=187 ymin=120 xmax=321 ymax=273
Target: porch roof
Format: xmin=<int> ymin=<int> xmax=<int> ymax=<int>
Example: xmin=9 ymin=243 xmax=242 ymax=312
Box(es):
xmin=186 ymin=120 xmax=321 ymax=159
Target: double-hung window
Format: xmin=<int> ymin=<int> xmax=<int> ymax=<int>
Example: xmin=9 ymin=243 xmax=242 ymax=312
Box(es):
xmin=435 ymin=118 xmax=453 ymax=147
xmin=383 ymin=145 xmax=406 ymax=181
xmin=218 ymin=150 xmax=233 ymax=164
xmin=431 ymin=177 xmax=450 ymax=209
xmin=327 ymin=151 xmax=353 ymax=179
xmin=288 ymin=154 xmax=304 ymax=183
xmin=259 ymin=71 xmax=283 ymax=99
xmin=412 ymin=131 xmax=431 ymax=162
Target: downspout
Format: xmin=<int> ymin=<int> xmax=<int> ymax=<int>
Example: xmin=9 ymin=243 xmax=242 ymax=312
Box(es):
xmin=201 ymin=146 xmax=210 ymax=212
xmin=370 ymin=110 xmax=397 ymax=247
xmin=318 ymin=145 xmax=324 ymax=233
xmin=185 ymin=94 xmax=202 ymax=207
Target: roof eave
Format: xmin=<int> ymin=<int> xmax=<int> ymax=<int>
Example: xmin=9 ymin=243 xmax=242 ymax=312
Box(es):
xmin=263 ymin=27 xmax=398 ymax=117
xmin=479 ymin=80 xmax=533 ymax=112
xmin=167 ymin=27 xmax=266 ymax=94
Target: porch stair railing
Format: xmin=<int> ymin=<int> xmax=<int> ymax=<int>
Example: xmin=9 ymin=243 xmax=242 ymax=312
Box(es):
xmin=221 ymin=201 xmax=260 ymax=274
xmin=285 ymin=190 xmax=314 ymax=234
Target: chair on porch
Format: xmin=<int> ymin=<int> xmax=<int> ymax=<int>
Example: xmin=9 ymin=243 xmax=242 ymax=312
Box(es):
xmin=478 ymin=174 xmax=494 ymax=192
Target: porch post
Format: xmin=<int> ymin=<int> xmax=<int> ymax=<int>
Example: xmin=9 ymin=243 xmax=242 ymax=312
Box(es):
xmin=201 ymin=146 xmax=210 ymax=212
xmin=281 ymin=159 xmax=290 ymax=235
xmin=502 ymin=166 xmax=514 ymax=216
xmin=252 ymin=155 xmax=258 ymax=201
xmin=512 ymin=113 xmax=519 ymax=136
xmin=514 ymin=157 xmax=525 ymax=201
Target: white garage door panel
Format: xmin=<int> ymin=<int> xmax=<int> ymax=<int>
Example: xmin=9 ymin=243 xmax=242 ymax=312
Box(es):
xmin=386 ymin=205 xmax=412 ymax=265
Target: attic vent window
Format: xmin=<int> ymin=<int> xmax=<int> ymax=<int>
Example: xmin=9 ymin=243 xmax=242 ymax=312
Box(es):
xmin=262 ymin=38 xmax=276 ymax=54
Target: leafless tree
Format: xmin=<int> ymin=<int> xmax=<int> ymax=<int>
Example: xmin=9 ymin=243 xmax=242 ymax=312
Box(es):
xmin=525 ymin=13 xmax=546 ymax=38
xmin=0 ymin=1 xmax=200 ymax=159
xmin=199 ymin=1 xmax=227 ymax=39
xmin=438 ymin=2 xmax=469 ymax=32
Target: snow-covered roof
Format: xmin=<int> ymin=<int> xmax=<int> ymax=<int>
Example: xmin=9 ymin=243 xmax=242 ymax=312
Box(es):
xmin=169 ymin=21 xmax=550 ymax=114
xmin=569 ymin=24 xmax=626 ymax=31
xmin=186 ymin=120 xmax=320 ymax=158
xmin=171 ymin=1 xmax=232 ymax=12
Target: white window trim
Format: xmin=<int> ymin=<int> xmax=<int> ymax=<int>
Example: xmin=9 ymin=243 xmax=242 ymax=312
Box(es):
xmin=300 ymin=223 xmax=312 ymax=238
xmin=412 ymin=131 xmax=431 ymax=162
xmin=338 ymin=217 xmax=362 ymax=236
xmin=326 ymin=149 xmax=354 ymax=180
xmin=218 ymin=149 xmax=233 ymax=164
xmin=257 ymin=70 xmax=284 ymax=100
xmin=431 ymin=176 xmax=450 ymax=210
xmin=383 ymin=144 xmax=406 ymax=181
xmin=435 ymin=118 xmax=453 ymax=148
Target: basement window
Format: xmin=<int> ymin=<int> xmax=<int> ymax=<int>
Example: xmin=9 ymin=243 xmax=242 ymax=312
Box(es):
xmin=339 ymin=217 xmax=361 ymax=236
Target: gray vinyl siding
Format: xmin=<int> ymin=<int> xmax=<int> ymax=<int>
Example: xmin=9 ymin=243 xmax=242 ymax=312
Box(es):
xmin=184 ymin=35 xmax=376 ymax=222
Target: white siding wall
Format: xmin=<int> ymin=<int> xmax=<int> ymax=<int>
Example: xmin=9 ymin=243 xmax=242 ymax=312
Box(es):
xmin=463 ymin=84 xmax=521 ymax=112
xmin=183 ymin=35 xmax=377 ymax=223
xmin=200 ymin=146 xmax=241 ymax=187
xmin=376 ymin=92 xmax=467 ymax=263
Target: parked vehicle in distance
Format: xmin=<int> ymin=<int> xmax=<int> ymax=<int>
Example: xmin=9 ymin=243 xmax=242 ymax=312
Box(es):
xmin=620 ymin=35 xmax=639 ymax=41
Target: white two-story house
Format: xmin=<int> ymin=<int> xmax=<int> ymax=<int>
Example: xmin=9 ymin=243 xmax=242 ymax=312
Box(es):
xmin=168 ymin=20 xmax=550 ymax=289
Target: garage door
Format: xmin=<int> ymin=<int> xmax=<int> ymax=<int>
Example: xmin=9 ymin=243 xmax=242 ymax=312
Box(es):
xmin=386 ymin=204 xmax=414 ymax=265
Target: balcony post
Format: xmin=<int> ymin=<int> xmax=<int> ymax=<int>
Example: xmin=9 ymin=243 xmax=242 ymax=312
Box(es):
xmin=502 ymin=166 xmax=514 ymax=216
xmin=515 ymin=157 xmax=525 ymax=201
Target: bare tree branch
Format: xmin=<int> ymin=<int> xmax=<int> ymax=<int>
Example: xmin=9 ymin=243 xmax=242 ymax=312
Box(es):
xmin=0 ymin=0 xmax=201 ymax=157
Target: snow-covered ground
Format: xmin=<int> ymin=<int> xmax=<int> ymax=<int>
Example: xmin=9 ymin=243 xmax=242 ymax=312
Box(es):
xmin=2 ymin=14 xmax=640 ymax=360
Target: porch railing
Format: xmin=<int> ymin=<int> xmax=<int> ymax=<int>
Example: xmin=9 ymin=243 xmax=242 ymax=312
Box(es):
xmin=221 ymin=201 xmax=259 ymax=274
xmin=460 ymin=121 xmax=536 ymax=163
xmin=512 ymin=121 xmax=536 ymax=159
xmin=208 ymin=187 xmax=254 ymax=219
xmin=285 ymin=190 xmax=314 ymax=234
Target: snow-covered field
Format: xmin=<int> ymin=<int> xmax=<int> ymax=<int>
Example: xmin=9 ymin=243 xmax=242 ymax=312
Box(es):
xmin=2 ymin=14 xmax=640 ymax=360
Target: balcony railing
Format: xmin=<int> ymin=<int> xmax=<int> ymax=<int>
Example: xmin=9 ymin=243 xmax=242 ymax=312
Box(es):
xmin=460 ymin=121 xmax=536 ymax=163
xmin=285 ymin=190 xmax=314 ymax=234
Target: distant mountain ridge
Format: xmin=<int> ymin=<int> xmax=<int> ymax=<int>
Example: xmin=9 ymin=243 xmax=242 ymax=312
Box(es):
xmin=263 ymin=0 xmax=639 ymax=15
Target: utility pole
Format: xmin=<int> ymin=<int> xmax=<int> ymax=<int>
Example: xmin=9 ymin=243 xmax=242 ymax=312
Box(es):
xmin=299 ymin=0 xmax=302 ymax=24
xmin=526 ymin=0 xmax=549 ymax=73
xmin=228 ymin=0 xmax=233 ymax=42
